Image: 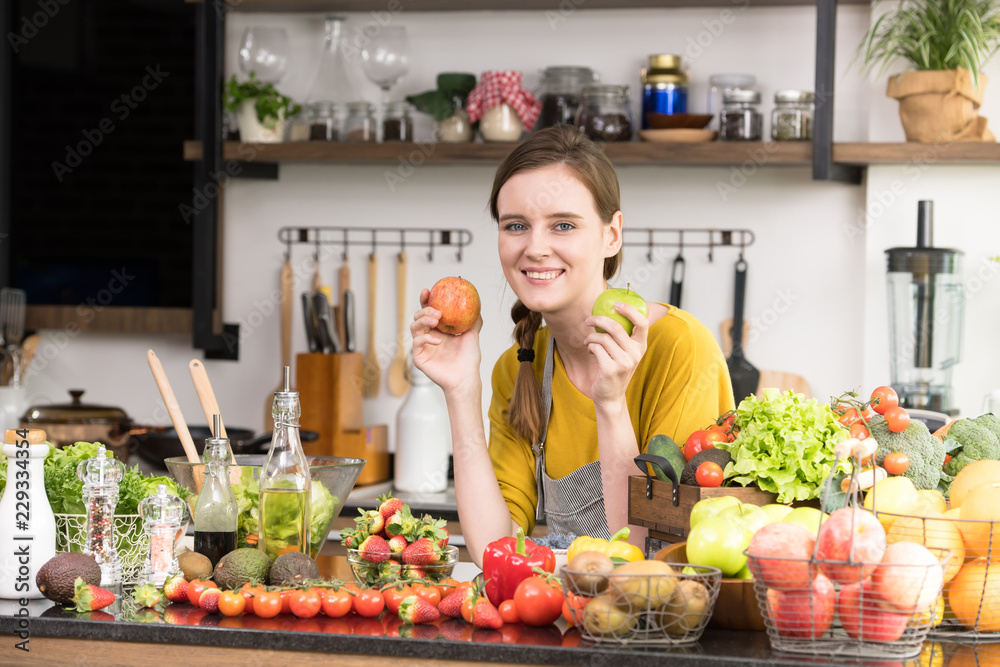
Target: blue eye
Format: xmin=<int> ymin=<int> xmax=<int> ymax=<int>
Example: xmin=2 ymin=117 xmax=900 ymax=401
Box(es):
xmin=504 ymin=222 xmax=526 ymax=232
xmin=555 ymin=222 xmax=575 ymax=231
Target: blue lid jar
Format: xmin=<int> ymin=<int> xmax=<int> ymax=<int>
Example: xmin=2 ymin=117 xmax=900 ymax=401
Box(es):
xmin=640 ymin=54 xmax=688 ymax=129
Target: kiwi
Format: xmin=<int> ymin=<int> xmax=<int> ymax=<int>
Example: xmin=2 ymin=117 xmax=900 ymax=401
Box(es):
xmin=563 ymin=550 xmax=614 ymax=597
xmin=582 ymin=592 xmax=639 ymax=637
xmin=177 ymin=551 xmax=214 ymax=582
xmin=656 ymin=579 xmax=711 ymax=636
xmin=607 ymin=559 xmax=678 ymax=610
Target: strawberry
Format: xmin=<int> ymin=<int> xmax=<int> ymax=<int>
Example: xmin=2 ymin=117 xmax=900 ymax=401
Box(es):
xmin=467 ymin=596 xmax=503 ymax=630
xmin=364 ymin=509 xmax=386 ymax=535
xmin=402 ymin=537 xmax=440 ymax=565
xmin=358 ymin=534 xmax=391 ymax=563
xmin=132 ymin=584 xmax=162 ymax=608
xmin=397 ymin=595 xmax=440 ymax=624
xmin=341 ymin=527 xmax=369 ymax=550
xmin=72 ymin=577 xmax=115 ymax=612
xmin=388 ymin=535 xmax=408 ymax=554
xmin=403 ymin=565 xmax=427 ymax=579
xmin=377 ymin=495 xmax=405 ymax=522
xmin=163 ymin=575 xmax=189 ymax=604
xmin=438 ymin=617 xmax=466 ymax=641
xmin=163 ymin=605 xmax=191 ymax=625
xmin=198 ymin=587 xmax=222 ymax=614
xmin=82 ymin=611 xmax=116 ymax=622
xmin=438 ymin=586 xmax=472 ymax=619
xmin=435 ymin=527 xmax=450 ymax=550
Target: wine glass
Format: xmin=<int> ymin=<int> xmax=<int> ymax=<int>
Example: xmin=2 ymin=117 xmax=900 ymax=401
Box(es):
xmin=360 ymin=26 xmax=410 ymax=137
xmin=238 ymin=27 xmax=290 ymax=84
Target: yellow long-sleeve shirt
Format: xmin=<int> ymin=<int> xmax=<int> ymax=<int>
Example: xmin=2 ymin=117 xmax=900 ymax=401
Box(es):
xmin=487 ymin=305 xmax=734 ymax=534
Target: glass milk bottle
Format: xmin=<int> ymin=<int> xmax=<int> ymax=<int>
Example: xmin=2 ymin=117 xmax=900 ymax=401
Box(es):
xmin=0 ymin=429 xmax=55 ymax=599
xmin=395 ymin=365 xmax=450 ymax=493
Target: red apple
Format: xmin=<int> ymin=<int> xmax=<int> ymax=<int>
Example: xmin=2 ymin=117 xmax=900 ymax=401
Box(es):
xmin=837 ymin=580 xmax=910 ymax=643
xmin=427 ymin=276 xmax=481 ymax=335
xmin=766 ymin=573 xmax=836 ymax=638
xmin=746 ymin=522 xmax=816 ymax=590
xmin=816 ymin=507 xmax=886 ymax=586
xmin=871 ymin=541 xmax=945 ymax=615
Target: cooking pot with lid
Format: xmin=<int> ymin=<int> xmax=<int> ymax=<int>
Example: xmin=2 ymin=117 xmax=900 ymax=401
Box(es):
xmin=20 ymin=389 xmax=134 ymax=460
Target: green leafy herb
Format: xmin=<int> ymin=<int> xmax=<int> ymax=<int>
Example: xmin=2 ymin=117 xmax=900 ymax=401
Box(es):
xmin=717 ymin=389 xmax=851 ymax=504
xmin=223 ymin=72 xmax=301 ymax=127
xmin=406 ymin=72 xmax=476 ymax=122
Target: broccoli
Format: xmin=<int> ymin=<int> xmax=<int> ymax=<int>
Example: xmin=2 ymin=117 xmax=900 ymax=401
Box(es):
xmin=867 ymin=414 xmax=948 ymax=490
xmin=942 ymin=416 xmax=1000 ymax=477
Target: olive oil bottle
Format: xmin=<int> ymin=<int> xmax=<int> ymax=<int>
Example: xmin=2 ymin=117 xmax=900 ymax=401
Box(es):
xmin=259 ymin=367 xmax=311 ymax=561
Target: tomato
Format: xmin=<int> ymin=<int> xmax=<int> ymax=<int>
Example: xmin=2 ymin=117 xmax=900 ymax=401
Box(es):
xmin=837 ymin=407 xmax=861 ymax=427
xmin=695 ymin=461 xmax=724 ymax=487
xmin=353 ymin=589 xmax=385 ymax=618
xmin=884 ymin=406 xmax=910 ymax=433
xmin=411 ymin=582 xmax=441 ymax=608
xmin=562 ymin=592 xmax=587 ymax=627
xmin=945 ymin=453 xmax=953 ymax=466
xmin=218 ymin=590 xmax=246 ymax=617
xmin=321 ymin=588 xmax=353 ymax=618
xmin=884 ymin=452 xmax=911 ymax=475
xmin=512 ymin=576 xmax=563 ymax=627
xmin=683 ymin=430 xmax=716 ymax=461
xmin=187 ymin=579 xmax=217 ymax=607
xmin=254 ymin=591 xmax=282 ymax=619
xmin=704 ymin=427 xmax=728 ymax=445
xmin=849 ymin=421 xmax=870 ymax=441
xmin=498 ymin=599 xmax=520 ymax=624
xmin=435 ymin=578 xmax=462 ymax=600
xmin=870 ymin=386 xmax=899 ymax=415
xmin=721 ymin=411 xmax=737 ymax=431
xmin=240 ymin=583 xmax=266 ymax=615
xmin=353 ymin=617 xmax=385 ymax=636
xmin=381 ymin=584 xmax=413 ymax=616
xmin=290 ymin=589 xmax=322 ymax=619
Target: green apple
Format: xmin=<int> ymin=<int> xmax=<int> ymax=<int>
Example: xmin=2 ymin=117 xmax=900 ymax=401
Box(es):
xmin=592 ymin=285 xmax=648 ymax=336
xmin=685 ymin=515 xmax=751 ymax=577
xmin=689 ymin=496 xmax=742 ymax=531
xmin=733 ymin=563 xmax=754 ymax=580
xmin=760 ymin=503 xmax=794 ymax=524
xmin=782 ymin=507 xmax=827 ymax=537
xmin=718 ymin=503 xmax=770 ymax=536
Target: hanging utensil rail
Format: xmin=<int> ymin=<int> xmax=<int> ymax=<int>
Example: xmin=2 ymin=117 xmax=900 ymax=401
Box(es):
xmin=278 ymin=226 xmax=474 ymax=262
xmin=622 ymin=228 xmax=755 ymax=262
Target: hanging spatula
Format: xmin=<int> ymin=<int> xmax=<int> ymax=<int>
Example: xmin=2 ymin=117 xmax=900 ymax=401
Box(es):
xmin=726 ymin=258 xmax=760 ymax=405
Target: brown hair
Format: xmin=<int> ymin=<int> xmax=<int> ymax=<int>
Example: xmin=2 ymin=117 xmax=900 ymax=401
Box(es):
xmin=489 ymin=125 xmax=623 ymax=444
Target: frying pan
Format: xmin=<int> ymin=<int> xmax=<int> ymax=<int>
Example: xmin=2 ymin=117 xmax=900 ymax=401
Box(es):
xmin=133 ymin=425 xmax=319 ymax=468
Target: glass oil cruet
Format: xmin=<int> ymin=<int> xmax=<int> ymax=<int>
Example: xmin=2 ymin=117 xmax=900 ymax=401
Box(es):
xmin=138 ymin=483 xmax=185 ymax=587
xmin=194 ymin=414 xmax=238 ymax=567
xmin=259 ymin=367 xmax=311 ymax=561
xmin=77 ymin=445 xmax=126 ymax=596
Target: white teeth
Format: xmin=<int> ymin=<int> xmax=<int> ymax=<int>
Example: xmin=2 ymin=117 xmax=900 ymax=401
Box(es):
xmin=526 ymin=271 xmax=559 ymax=280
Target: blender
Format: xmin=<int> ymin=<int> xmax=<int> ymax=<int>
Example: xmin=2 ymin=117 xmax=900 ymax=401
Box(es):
xmin=885 ymin=200 xmax=965 ymax=414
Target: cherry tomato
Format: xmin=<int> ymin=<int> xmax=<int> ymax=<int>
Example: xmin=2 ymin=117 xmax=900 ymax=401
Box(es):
xmin=562 ymin=592 xmax=587 ymax=627
xmin=849 ymin=421 xmax=870 ymax=441
xmin=513 ymin=576 xmax=564 ymax=627
xmin=187 ymin=579 xmax=218 ymax=607
xmin=683 ymin=430 xmax=716 ymax=461
xmin=218 ymin=590 xmax=246 ymax=617
xmin=695 ymin=461 xmax=724 ymax=487
xmin=870 ymin=386 xmax=899 ymax=415
xmin=290 ymin=589 xmax=322 ymax=619
xmin=884 ymin=406 xmax=911 ymax=433
xmin=381 ymin=584 xmax=413 ymax=616
xmin=721 ymin=412 xmax=737 ymax=431
xmin=321 ymin=588 xmax=353 ymax=618
xmin=254 ymin=591 xmax=282 ymax=619
xmin=353 ymin=589 xmax=385 ymax=618
xmin=435 ymin=578 xmax=462 ymax=600
xmin=279 ymin=588 xmax=293 ymax=615
xmin=498 ymin=599 xmax=520 ymax=624
xmin=860 ymin=406 xmax=875 ymax=422
xmin=353 ymin=617 xmax=385 ymax=636
xmin=837 ymin=407 xmax=861 ymax=427
xmin=884 ymin=452 xmax=911 ymax=475
xmin=411 ymin=582 xmax=441 ymax=608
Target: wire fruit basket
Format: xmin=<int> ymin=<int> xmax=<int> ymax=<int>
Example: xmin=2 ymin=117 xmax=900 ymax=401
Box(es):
xmin=54 ymin=513 xmax=148 ymax=585
xmin=561 ymin=563 xmax=722 ymax=645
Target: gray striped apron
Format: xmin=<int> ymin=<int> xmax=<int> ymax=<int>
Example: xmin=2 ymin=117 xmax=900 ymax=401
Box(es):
xmin=532 ymin=336 xmax=611 ymax=539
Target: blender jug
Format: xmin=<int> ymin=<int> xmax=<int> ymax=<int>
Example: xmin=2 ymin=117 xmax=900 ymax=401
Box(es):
xmin=885 ymin=200 xmax=964 ymax=414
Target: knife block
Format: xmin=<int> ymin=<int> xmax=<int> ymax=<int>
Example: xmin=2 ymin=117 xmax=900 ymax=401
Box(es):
xmin=297 ymin=352 xmax=364 ymax=457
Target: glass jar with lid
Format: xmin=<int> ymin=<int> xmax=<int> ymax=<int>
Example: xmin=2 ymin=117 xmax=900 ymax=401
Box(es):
xmin=575 ymin=84 xmax=633 ymax=142
xmin=640 ymin=54 xmax=688 ymax=129
xmin=707 ymin=74 xmax=756 ymax=131
xmin=309 ymin=101 xmax=339 ymax=141
xmin=343 ymin=101 xmax=376 ymax=143
xmin=287 ymin=105 xmax=313 ymax=142
xmin=719 ymin=88 xmax=762 ymax=141
xmin=383 ymin=101 xmax=414 ymax=142
xmin=536 ymin=66 xmax=598 ymax=130
xmin=771 ymin=90 xmax=814 ymax=141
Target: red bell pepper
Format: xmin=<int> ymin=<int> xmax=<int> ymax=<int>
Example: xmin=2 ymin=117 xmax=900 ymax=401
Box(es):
xmin=482 ymin=527 xmax=556 ymax=607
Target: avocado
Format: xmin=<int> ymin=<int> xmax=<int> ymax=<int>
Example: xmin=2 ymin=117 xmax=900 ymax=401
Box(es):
xmin=680 ymin=448 xmax=733 ymax=486
xmin=268 ymin=551 xmax=320 ymax=586
xmin=646 ymin=434 xmax=687 ymax=484
xmin=36 ymin=552 xmax=101 ymax=605
xmin=213 ymin=548 xmax=271 ymax=590
xmin=178 ymin=551 xmax=214 ymax=582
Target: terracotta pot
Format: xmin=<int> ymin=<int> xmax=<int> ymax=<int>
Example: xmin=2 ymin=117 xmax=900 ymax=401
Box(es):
xmin=886 ymin=69 xmax=994 ymax=142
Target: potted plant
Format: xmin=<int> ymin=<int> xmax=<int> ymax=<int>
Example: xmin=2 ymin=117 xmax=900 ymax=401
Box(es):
xmin=223 ymin=72 xmax=301 ymax=143
xmin=859 ymin=0 xmax=1000 ymax=142
xmin=406 ymin=73 xmax=477 ymax=142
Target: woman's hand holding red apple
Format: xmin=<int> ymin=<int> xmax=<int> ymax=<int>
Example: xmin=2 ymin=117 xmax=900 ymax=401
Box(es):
xmin=583 ymin=300 xmax=649 ymax=406
xmin=411 ymin=288 xmax=483 ymax=395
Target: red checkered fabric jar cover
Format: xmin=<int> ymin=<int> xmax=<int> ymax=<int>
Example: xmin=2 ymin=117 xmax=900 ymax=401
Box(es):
xmin=466 ymin=71 xmax=542 ymax=129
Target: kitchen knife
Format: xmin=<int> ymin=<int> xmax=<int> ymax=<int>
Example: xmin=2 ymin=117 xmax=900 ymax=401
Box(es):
xmin=313 ymin=291 xmax=341 ymax=354
xmin=302 ymin=292 xmax=320 ymax=352
xmin=343 ymin=289 xmax=356 ymax=352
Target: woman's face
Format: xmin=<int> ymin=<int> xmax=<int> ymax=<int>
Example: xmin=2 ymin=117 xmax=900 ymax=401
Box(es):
xmin=496 ymin=163 xmax=621 ymax=317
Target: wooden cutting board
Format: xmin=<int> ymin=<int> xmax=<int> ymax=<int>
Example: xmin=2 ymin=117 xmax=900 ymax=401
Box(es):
xmin=721 ymin=319 xmax=811 ymax=398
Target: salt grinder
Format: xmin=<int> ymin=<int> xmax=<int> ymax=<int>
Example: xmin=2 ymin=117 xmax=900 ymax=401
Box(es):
xmin=139 ymin=483 xmax=184 ymax=587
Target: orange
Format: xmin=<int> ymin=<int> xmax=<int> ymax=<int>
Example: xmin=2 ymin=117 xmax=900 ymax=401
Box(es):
xmin=958 ymin=482 xmax=1000 ymax=558
xmin=948 ymin=643 xmax=1000 ymax=667
xmin=949 ymin=460 xmax=1000 ymax=510
xmin=947 ymin=558 xmax=1000 ymax=633
xmin=887 ymin=512 xmax=965 ymax=582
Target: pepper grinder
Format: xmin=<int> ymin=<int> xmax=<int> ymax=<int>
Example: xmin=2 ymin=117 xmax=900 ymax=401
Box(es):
xmin=76 ymin=445 xmax=126 ymax=598
xmin=139 ymin=483 xmax=185 ymax=587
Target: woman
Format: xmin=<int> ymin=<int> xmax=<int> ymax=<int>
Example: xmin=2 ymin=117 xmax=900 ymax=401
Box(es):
xmin=411 ymin=126 xmax=733 ymax=565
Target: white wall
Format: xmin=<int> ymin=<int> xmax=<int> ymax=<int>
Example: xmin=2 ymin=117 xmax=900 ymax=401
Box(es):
xmin=18 ymin=4 xmax=998 ymax=449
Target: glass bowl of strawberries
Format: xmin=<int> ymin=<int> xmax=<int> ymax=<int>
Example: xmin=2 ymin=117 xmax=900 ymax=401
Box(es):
xmin=346 ymin=544 xmax=460 ymax=586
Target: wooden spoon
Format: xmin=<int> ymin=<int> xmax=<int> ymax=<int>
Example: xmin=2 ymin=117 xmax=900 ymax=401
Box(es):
xmin=362 ymin=252 xmax=381 ymax=398
xmin=387 ymin=251 xmax=411 ymax=397
xmin=262 ymin=255 xmax=294 ymax=432
xmin=335 ymin=259 xmax=350 ymax=351
xmin=189 ymin=359 xmax=227 ymax=438
xmin=147 ymin=349 xmax=199 ymax=464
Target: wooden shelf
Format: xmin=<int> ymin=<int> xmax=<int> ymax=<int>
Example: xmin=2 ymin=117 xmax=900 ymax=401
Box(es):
xmin=834 ymin=142 xmax=1000 ymax=165
xmin=187 ymin=0 xmax=871 ymax=12
xmin=26 ymin=306 xmax=193 ymax=335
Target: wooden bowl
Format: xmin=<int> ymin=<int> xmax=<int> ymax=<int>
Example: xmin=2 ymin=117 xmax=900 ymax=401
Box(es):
xmin=638 ymin=129 xmax=716 ymax=143
xmin=655 ymin=541 xmax=765 ymax=632
xmin=646 ymin=112 xmax=714 ymax=130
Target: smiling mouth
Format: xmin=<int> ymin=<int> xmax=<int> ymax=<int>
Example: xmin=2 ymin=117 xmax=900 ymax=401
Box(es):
xmin=523 ymin=270 xmax=563 ymax=280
